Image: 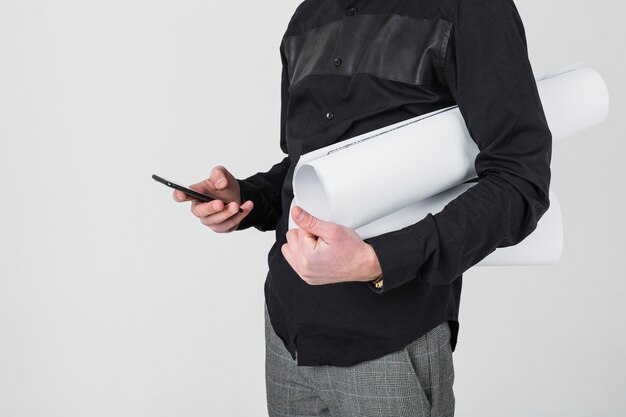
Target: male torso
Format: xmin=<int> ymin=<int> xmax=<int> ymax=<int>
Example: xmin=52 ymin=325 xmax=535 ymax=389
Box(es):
xmin=253 ymin=0 xmax=463 ymax=367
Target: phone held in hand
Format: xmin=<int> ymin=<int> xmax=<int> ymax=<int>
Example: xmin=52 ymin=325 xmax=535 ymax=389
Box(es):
xmin=152 ymin=174 xmax=243 ymax=213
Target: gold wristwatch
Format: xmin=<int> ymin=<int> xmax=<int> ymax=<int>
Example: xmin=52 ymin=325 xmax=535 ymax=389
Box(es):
xmin=370 ymin=274 xmax=384 ymax=290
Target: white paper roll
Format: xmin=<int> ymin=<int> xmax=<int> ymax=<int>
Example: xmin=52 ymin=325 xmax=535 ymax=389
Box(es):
xmin=286 ymin=65 xmax=605 ymax=266
xmin=476 ymin=186 xmax=563 ymax=266
xmin=290 ymin=66 xmax=609 ymax=232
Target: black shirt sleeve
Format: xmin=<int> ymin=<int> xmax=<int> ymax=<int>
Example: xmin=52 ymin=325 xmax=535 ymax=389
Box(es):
xmin=364 ymin=0 xmax=552 ymax=293
xmin=236 ymin=41 xmax=292 ymax=232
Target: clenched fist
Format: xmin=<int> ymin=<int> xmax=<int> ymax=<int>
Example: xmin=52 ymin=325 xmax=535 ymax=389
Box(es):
xmin=173 ymin=165 xmax=254 ymax=233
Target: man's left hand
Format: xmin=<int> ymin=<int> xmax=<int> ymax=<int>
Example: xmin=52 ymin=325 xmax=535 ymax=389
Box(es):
xmin=281 ymin=205 xmax=382 ymax=285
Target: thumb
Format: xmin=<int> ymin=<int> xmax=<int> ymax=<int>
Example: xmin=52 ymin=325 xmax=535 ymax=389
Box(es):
xmin=292 ymin=205 xmax=333 ymax=238
xmin=210 ymin=165 xmax=231 ymax=190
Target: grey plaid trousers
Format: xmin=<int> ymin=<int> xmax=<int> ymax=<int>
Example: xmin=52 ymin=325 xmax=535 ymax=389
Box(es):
xmin=264 ymin=303 xmax=455 ymax=417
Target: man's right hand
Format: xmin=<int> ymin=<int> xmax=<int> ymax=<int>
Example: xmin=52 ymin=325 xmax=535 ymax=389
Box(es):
xmin=173 ymin=165 xmax=254 ymax=233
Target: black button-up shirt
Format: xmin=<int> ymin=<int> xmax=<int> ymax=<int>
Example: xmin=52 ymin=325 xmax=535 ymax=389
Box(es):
xmin=236 ymin=0 xmax=552 ymax=367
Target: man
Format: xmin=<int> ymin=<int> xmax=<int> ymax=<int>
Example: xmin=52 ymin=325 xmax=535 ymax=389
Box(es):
xmin=174 ymin=0 xmax=552 ymax=415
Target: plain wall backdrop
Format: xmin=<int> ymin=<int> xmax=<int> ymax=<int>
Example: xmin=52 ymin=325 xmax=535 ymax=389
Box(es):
xmin=0 ymin=0 xmax=624 ymax=416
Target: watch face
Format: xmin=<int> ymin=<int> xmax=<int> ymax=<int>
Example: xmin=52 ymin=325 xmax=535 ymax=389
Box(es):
xmin=371 ymin=276 xmax=384 ymax=289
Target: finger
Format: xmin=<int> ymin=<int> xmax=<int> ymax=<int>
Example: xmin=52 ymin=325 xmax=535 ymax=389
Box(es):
xmin=188 ymin=175 xmax=222 ymax=196
xmin=173 ymin=190 xmax=190 ymax=202
xmin=210 ymin=165 xmax=230 ymax=190
xmin=285 ymin=229 xmax=301 ymax=251
xmin=188 ymin=180 xmax=215 ymax=196
xmin=292 ymin=206 xmax=335 ymax=240
xmin=286 ymin=229 xmax=307 ymax=266
xmin=192 ymin=199 xmax=225 ymax=218
xmin=298 ymin=228 xmax=319 ymax=250
xmin=203 ymin=200 xmax=254 ymax=231
xmin=192 ymin=165 xmax=229 ymax=195
xmin=200 ymin=201 xmax=242 ymax=226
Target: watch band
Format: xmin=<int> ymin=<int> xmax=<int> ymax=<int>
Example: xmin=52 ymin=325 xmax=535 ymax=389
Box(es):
xmin=370 ymin=274 xmax=384 ymax=290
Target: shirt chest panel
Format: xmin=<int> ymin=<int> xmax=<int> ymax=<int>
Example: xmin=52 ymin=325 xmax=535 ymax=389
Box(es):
xmin=282 ymin=13 xmax=452 ymax=89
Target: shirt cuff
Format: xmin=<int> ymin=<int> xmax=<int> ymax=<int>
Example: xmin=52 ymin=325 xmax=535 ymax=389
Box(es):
xmin=363 ymin=214 xmax=436 ymax=293
xmin=236 ymin=178 xmax=263 ymax=231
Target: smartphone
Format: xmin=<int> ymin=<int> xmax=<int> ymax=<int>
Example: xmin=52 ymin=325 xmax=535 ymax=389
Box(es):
xmin=152 ymin=174 xmax=243 ymax=213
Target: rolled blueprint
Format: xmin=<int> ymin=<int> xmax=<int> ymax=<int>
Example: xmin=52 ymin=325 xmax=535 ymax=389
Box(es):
xmin=290 ymin=65 xmax=609 ymax=232
xmin=286 ymin=65 xmax=607 ymax=266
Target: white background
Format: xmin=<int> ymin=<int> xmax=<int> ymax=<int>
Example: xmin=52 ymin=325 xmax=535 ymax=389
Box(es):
xmin=0 ymin=0 xmax=624 ymax=416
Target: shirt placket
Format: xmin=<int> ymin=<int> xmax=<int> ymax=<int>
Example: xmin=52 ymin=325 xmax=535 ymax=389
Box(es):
xmin=292 ymin=3 xmax=361 ymax=363
xmin=317 ymin=2 xmax=359 ymax=123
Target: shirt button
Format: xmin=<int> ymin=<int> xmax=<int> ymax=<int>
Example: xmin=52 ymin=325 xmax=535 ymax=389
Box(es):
xmin=349 ymin=6 xmax=358 ymax=15
xmin=333 ymin=57 xmax=342 ymax=67
xmin=325 ymin=111 xmax=334 ymax=120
